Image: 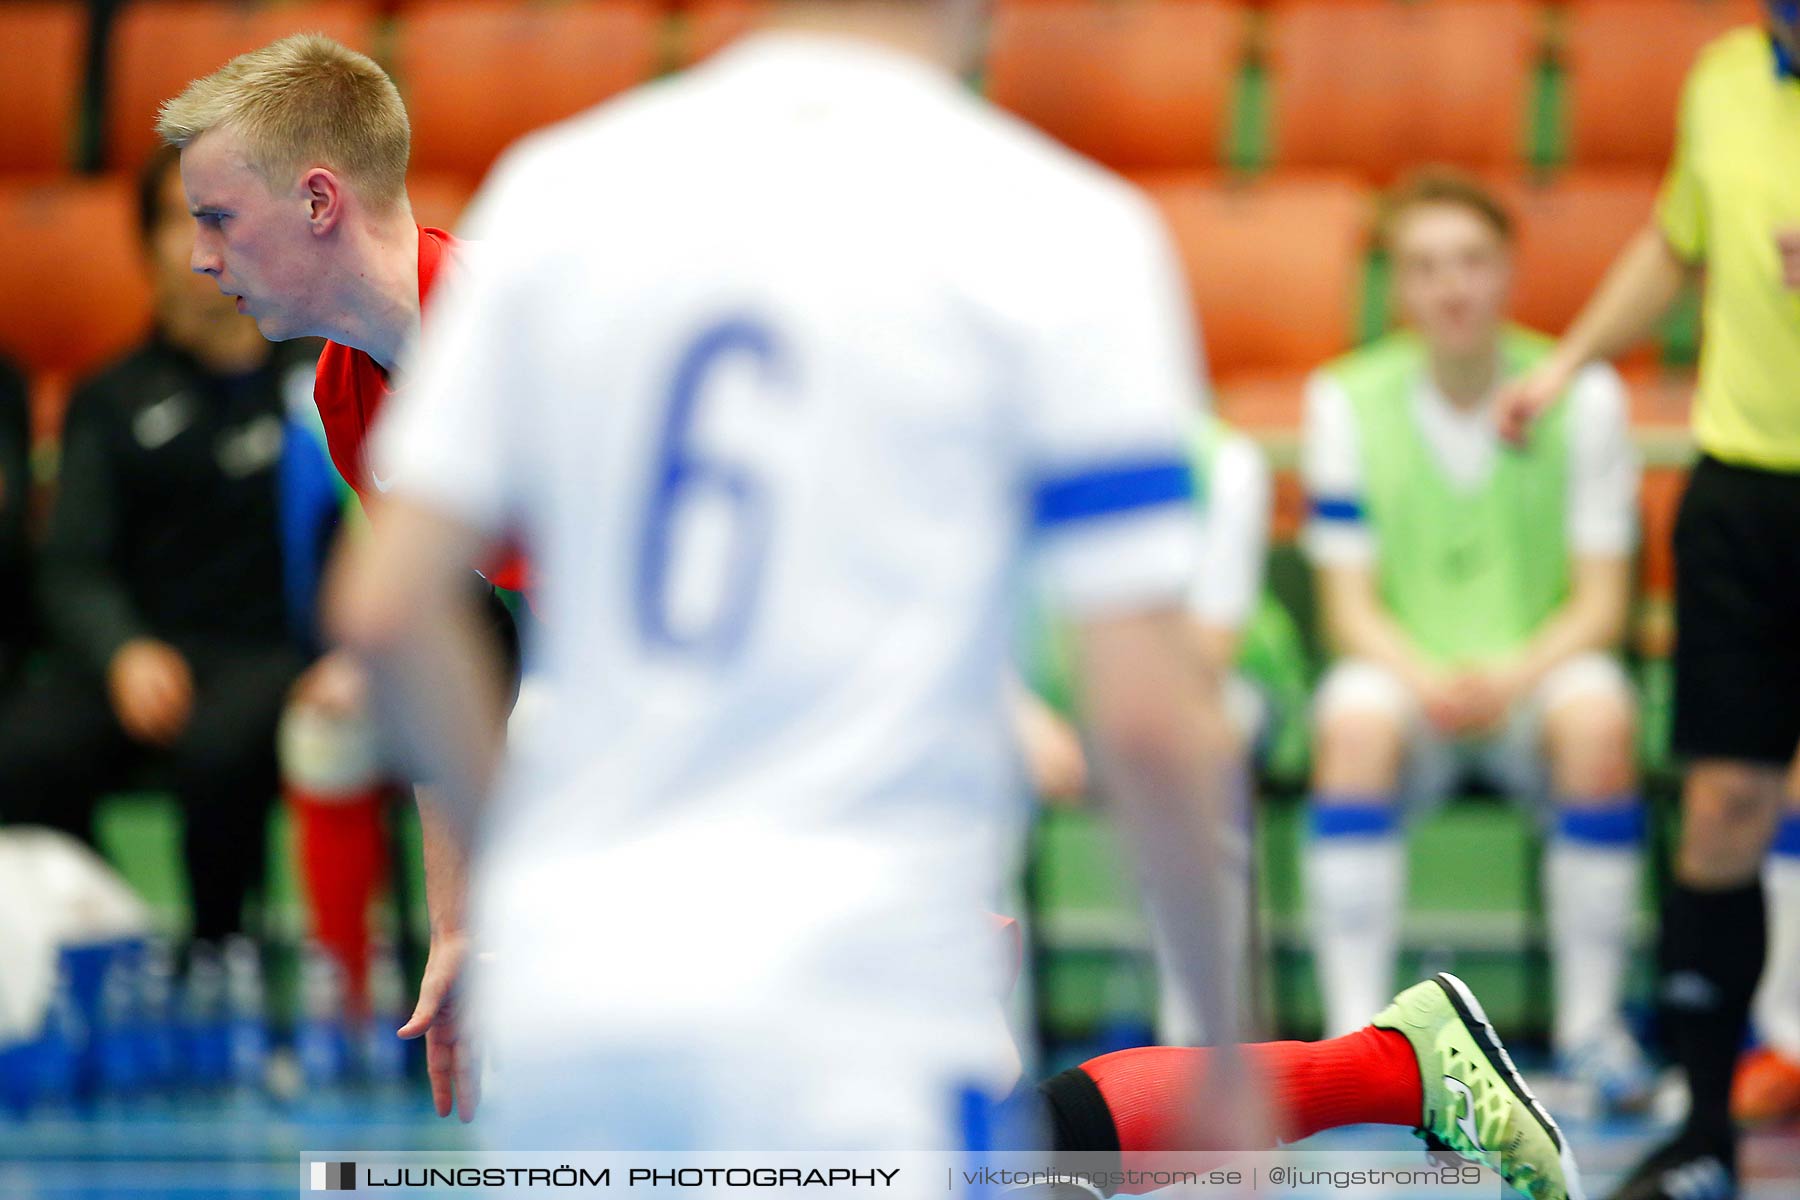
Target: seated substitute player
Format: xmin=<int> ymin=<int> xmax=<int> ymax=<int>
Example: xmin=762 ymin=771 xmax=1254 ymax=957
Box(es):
xmin=1301 ymin=171 xmax=1648 ymax=1107
xmin=154 ymin=33 xmax=525 ymax=1032
xmin=328 ymin=2 xmax=1579 ymax=1195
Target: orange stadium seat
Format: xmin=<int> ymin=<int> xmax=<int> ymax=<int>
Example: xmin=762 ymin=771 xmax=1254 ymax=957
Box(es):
xmin=1493 ymin=170 xmax=1660 ymax=341
xmin=1139 ymin=174 xmax=1371 ymax=405
xmin=985 ymin=0 xmax=1244 ymax=172
xmin=0 ymin=3 xmax=87 ymax=173
xmin=1564 ymin=0 xmax=1759 ymax=168
xmin=407 ymin=171 xmax=478 ymax=232
xmin=1266 ymin=0 xmax=1541 ymax=179
xmin=29 ymin=372 xmax=71 ymax=454
xmin=394 ymin=0 xmax=662 ymax=179
xmin=0 ymin=178 xmax=152 ymax=383
xmin=1637 ymin=464 xmax=1689 ymax=655
xmin=105 ymin=2 xmax=380 ymax=171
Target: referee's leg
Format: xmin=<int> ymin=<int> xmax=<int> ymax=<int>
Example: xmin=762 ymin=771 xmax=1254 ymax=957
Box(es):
xmin=1618 ymin=457 xmax=1800 ymax=1200
xmin=1664 ymin=758 xmax=1784 ymax=1125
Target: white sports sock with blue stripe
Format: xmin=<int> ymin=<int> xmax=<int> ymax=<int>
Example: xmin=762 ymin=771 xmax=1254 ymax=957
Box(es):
xmin=1305 ymin=799 xmax=1404 ymax=1038
xmin=1545 ymin=795 xmax=1644 ymax=1053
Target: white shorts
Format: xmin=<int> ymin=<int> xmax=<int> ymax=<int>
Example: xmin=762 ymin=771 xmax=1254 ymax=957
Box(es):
xmin=1311 ymin=652 xmax=1634 ymax=817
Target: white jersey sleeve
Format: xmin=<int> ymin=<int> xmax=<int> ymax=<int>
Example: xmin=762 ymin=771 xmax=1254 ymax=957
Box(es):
xmin=1023 ymin=189 xmax=1205 ymax=617
xmin=1188 ymin=430 xmax=1271 ymax=631
xmin=373 ymin=203 xmax=537 ymax=537
xmin=1300 ymin=370 xmax=1373 ymax=567
xmin=1565 ymin=362 xmax=1641 ymax=558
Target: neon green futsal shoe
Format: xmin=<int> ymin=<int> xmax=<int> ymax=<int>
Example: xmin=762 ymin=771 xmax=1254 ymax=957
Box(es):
xmin=1373 ymin=973 xmax=1586 ymax=1200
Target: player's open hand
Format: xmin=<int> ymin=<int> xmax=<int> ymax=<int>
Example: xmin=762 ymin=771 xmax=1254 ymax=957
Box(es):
xmin=398 ymin=929 xmax=479 ymax=1122
xmin=1494 ymin=357 xmax=1573 ymax=447
xmin=107 ymin=638 xmax=194 ymax=746
xmin=1447 ymin=671 xmax=1514 ymax=736
xmin=1418 ymin=674 xmax=1473 ymax=735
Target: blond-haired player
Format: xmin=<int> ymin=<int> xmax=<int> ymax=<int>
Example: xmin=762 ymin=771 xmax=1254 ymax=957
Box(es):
xmin=157 ymin=33 xmax=518 ymax=1091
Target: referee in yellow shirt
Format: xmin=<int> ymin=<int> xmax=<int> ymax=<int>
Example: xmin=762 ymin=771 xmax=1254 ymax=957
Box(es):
xmin=1500 ymin=6 xmax=1800 ymax=1198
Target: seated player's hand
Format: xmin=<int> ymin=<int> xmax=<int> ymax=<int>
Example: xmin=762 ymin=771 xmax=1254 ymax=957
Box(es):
xmin=289 ymin=650 xmax=370 ymax=719
xmin=1777 ymin=227 xmax=1800 ymax=290
xmin=1447 ymin=670 xmax=1514 ymax=737
xmin=107 ymin=637 xmax=194 ymax=747
xmin=398 ymin=929 xmax=479 ymax=1122
xmin=1417 ymin=674 xmax=1473 ymax=736
xmin=1494 ymin=358 xmax=1572 ymax=447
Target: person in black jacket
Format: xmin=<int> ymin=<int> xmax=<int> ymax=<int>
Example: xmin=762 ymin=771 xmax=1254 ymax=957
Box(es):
xmin=0 ymin=145 xmax=338 ymax=943
xmin=0 ymin=358 xmax=31 ymax=687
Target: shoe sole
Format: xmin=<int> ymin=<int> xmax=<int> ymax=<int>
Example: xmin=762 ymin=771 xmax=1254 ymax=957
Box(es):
xmin=1433 ymin=971 xmax=1587 ymax=1200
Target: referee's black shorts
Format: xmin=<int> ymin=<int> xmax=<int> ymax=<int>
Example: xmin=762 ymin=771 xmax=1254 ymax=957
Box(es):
xmin=1672 ymin=454 xmax=1800 ymax=764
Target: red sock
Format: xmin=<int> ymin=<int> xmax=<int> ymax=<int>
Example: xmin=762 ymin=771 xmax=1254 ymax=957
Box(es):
xmin=289 ymin=784 xmax=391 ymax=1015
xmin=1079 ymin=1026 xmax=1422 ymax=1160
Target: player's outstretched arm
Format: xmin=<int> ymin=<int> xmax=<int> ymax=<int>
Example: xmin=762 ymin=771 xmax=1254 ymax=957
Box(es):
xmin=1496 ymin=224 xmax=1690 ymax=444
xmin=327 ymin=496 xmax=509 ymax=1121
xmin=1071 ymin=606 xmax=1269 ymax=1146
xmin=326 ymin=497 xmax=508 ymax=828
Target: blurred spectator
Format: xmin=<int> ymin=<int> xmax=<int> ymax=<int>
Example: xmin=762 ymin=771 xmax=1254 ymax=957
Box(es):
xmin=0 ymin=145 xmax=338 ymax=947
xmin=1300 ymin=171 xmax=1648 ymax=1108
xmin=0 ymin=359 xmax=29 ymax=689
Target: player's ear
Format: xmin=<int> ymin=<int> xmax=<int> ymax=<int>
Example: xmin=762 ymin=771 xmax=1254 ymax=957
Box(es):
xmin=301 ymin=167 xmax=344 ymax=236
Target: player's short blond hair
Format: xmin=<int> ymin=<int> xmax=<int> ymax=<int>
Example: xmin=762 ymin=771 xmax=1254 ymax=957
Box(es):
xmin=156 ymin=32 xmax=410 ymax=208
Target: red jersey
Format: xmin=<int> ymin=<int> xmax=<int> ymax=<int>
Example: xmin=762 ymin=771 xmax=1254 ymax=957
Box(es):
xmin=313 ymin=226 xmax=527 ymax=592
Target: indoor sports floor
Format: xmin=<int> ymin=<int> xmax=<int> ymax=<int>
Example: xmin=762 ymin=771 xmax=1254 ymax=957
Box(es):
xmin=1 ymin=1089 xmax=1796 ymax=1199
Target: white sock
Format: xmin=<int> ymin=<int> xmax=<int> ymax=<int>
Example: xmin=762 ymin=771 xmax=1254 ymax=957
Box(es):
xmin=1754 ymin=842 xmax=1800 ymax=1060
xmin=1544 ymin=812 xmax=1642 ymax=1053
xmin=1305 ymin=804 xmax=1404 ymax=1038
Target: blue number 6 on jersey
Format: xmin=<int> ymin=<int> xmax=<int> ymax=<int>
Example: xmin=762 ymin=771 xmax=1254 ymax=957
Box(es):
xmin=635 ymin=317 xmax=790 ymax=660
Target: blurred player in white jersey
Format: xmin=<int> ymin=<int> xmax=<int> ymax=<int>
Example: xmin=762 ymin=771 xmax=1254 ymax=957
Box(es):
xmin=328 ymin=5 xmax=1582 ymax=1191
xmin=332 ymin=0 xmax=1241 ymax=1153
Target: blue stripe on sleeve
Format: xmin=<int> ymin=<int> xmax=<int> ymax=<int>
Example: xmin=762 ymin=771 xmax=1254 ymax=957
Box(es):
xmin=1310 ymin=495 xmax=1366 ymax=523
xmin=1031 ymin=458 xmax=1192 ymax=528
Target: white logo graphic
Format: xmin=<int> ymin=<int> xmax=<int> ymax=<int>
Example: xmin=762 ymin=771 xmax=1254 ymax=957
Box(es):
xmin=133 ymin=392 xmax=193 ymax=450
xmin=1443 ymin=1076 xmax=1485 ymax=1153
